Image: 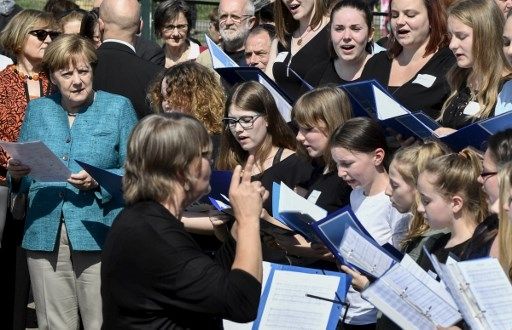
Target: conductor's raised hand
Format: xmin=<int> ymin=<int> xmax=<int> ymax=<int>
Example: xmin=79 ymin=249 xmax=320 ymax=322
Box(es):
xmin=229 ymin=155 xmax=268 ymax=226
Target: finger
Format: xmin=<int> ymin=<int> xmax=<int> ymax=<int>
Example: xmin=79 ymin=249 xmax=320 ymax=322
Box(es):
xmin=261 ymin=189 xmax=269 ymax=202
xmin=241 ymin=155 xmax=255 ymax=183
xmin=229 ymin=165 xmax=242 ymax=192
xmin=8 ymin=159 xmax=20 ymax=166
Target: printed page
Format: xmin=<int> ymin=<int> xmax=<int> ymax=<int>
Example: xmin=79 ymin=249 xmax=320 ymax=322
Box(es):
xmin=372 ymin=85 xmax=410 ymax=120
xmin=458 ymin=258 xmax=512 ymax=329
xmin=258 ymin=270 xmax=340 ymax=329
xmin=223 ymin=262 xmax=273 ymax=330
xmin=400 ymin=254 xmax=457 ymax=308
xmin=0 ymin=141 xmax=71 ymax=182
xmin=362 ymin=264 xmax=461 ymax=329
xmin=205 ymin=35 xmax=238 ymax=68
xmin=258 ymin=75 xmax=292 ymax=122
xmin=277 ymin=182 xmax=327 ymax=221
xmin=340 ymin=227 xmax=395 ymax=277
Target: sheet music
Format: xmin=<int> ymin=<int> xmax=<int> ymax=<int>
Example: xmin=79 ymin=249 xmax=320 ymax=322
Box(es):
xmin=400 ymin=254 xmax=457 ymax=309
xmin=205 ymin=35 xmax=238 ymax=68
xmin=0 ymin=141 xmax=71 ymax=182
xmin=223 ymin=262 xmax=273 ymax=329
xmin=277 ymin=182 xmax=327 ymax=221
xmin=362 ymin=264 xmax=461 ymax=329
xmin=340 ymin=227 xmax=395 ymax=277
xmin=258 ymin=76 xmax=292 ymax=122
xmin=372 ymin=85 xmax=410 ymax=120
xmin=457 ymin=258 xmax=512 ymax=329
xmin=258 ymin=270 xmax=340 ymax=329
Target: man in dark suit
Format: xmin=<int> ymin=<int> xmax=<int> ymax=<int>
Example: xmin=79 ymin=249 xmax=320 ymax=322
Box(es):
xmin=94 ymin=0 xmax=162 ymax=119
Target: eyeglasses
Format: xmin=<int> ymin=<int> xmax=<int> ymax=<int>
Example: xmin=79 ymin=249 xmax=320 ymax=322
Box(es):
xmin=162 ymin=24 xmax=188 ymax=32
xmin=29 ymin=30 xmax=61 ymax=41
xmin=223 ymin=115 xmax=262 ymax=129
xmin=219 ymin=14 xmax=252 ymax=24
xmin=480 ymin=171 xmax=498 ymax=180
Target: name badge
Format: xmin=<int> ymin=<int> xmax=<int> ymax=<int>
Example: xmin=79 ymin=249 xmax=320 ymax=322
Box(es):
xmin=463 ymin=101 xmax=480 ymax=116
xmin=275 ymin=52 xmax=289 ymax=63
xmin=412 ymin=74 xmax=436 ymax=88
xmin=307 ymin=190 xmax=322 ymax=204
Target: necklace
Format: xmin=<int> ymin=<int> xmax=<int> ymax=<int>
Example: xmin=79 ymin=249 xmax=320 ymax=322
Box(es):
xmin=296 ymin=26 xmax=312 ymax=46
xmin=12 ymin=65 xmax=41 ymax=81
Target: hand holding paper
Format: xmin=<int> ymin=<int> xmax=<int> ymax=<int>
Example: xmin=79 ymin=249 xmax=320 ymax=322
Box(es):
xmin=6 ymin=158 xmax=31 ymax=180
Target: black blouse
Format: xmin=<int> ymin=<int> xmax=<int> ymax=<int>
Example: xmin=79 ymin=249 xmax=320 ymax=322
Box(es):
xmin=272 ymin=25 xmax=331 ymax=102
xmin=304 ymin=59 xmax=349 ymax=88
xmin=360 ymin=47 xmax=455 ymax=119
xmin=417 ymin=233 xmax=471 ymax=275
xmin=101 ymin=201 xmax=261 ymax=329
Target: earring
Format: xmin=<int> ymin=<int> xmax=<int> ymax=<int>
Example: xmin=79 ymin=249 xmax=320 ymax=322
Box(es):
xmin=184 ymin=182 xmax=190 ymax=192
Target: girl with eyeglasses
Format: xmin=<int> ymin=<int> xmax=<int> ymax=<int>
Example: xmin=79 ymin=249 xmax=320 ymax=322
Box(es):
xmin=0 ymin=10 xmax=58 ymax=327
xmin=154 ymin=0 xmax=206 ymax=68
xmin=217 ymin=81 xmax=313 ymax=263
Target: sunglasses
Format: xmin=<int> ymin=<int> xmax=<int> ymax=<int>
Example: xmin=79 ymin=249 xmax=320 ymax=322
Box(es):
xmin=29 ymin=30 xmax=61 ymax=42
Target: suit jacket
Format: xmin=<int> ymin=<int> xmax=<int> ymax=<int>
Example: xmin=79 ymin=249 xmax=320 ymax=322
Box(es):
xmin=17 ymin=91 xmax=138 ymax=251
xmin=134 ymin=36 xmax=165 ymax=66
xmin=93 ymin=41 xmax=162 ymax=119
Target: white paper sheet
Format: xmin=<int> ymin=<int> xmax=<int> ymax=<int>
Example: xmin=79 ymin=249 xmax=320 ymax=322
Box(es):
xmin=372 ymin=85 xmax=410 ymax=120
xmin=205 ymin=35 xmax=238 ymax=69
xmin=339 ymin=226 xmax=395 ymax=277
xmin=277 ymin=182 xmax=327 ymax=221
xmin=0 ymin=141 xmax=71 ymax=182
xmin=362 ymin=264 xmax=461 ymax=329
xmin=258 ymin=270 xmax=340 ymax=329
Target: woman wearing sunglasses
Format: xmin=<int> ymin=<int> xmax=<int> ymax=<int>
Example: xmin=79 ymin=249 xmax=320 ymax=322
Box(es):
xmin=217 ymin=81 xmax=312 ymax=263
xmin=154 ymin=0 xmax=206 ymax=68
xmin=6 ymin=34 xmax=138 ymax=329
xmin=0 ymin=9 xmax=58 ymax=329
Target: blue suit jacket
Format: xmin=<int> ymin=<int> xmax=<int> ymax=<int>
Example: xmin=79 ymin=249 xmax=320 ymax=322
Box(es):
xmin=18 ymin=91 xmax=138 ymax=251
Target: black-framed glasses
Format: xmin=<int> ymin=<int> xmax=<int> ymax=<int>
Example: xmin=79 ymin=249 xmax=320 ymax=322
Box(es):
xmin=480 ymin=171 xmax=498 ymax=180
xmin=219 ymin=14 xmax=252 ymax=24
xmin=162 ymin=24 xmax=188 ymax=32
xmin=223 ymin=115 xmax=262 ymax=129
xmin=29 ymin=30 xmax=61 ymax=42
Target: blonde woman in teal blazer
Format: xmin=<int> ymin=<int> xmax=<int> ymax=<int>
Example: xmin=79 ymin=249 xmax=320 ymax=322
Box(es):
xmin=7 ymin=35 xmax=138 ymax=329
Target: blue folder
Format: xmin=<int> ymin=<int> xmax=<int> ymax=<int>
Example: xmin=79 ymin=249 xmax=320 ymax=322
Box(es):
xmin=199 ymin=170 xmax=232 ymax=204
xmin=75 ymin=160 xmax=123 ymax=204
xmin=252 ymin=263 xmax=351 ymax=330
xmin=340 ymin=79 xmax=440 ymax=140
xmin=311 ymin=207 xmax=403 ymax=277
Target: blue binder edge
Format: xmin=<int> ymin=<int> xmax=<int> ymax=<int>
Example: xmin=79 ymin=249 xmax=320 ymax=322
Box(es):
xmin=252 ymin=263 xmax=351 ymax=330
xmin=75 ymin=160 xmax=123 ymax=204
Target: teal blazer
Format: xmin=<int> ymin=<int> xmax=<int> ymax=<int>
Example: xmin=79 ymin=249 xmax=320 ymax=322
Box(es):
xmin=17 ymin=91 xmax=138 ymax=251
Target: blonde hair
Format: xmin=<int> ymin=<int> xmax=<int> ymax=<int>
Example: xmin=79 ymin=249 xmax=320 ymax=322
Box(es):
xmin=292 ymin=86 xmax=352 ymax=170
xmin=423 ymin=148 xmax=488 ymax=225
xmin=392 ymin=141 xmax=449 ymax=248
xmin=42 ymin=34 xmax=97 ymax=72
xmin=441 ymin=0 xmax=512 ymax=121
xmin=498 ymin=162 xmax=512 ymax=280
xmin=123 ymin=113 xmax=211 ymax=205
xmin=147 ymin=62 xmax=225 ymax=135
xmin=0 ymin=9 xmax=57 ymax=58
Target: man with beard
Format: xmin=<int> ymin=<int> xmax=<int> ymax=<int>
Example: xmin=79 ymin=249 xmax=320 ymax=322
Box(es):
xmin=197 ymin=0 xmax=255 ymax=67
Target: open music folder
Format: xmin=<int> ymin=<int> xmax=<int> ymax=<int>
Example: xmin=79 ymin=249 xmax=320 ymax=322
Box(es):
xmin=223 ymin=262 xmax=351 ymax=330
xmin=361 ymin=260 xmax=461 ymax=329
xmin=427 ymin=252 xmax=512 ymax=330
xmin=341 ymin=80 xmax=512 ymax=151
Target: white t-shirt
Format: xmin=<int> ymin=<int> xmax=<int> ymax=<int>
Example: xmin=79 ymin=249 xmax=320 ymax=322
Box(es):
xmin=343 ymin=187 xmax=410 ymax=325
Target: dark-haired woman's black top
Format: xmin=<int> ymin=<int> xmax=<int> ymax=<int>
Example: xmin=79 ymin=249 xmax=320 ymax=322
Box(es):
xmin=272 ymin=25 xmax=330 ymax=102
xmin=304 ymin=59 xmax=349 ymax=88
xmin=101 ymin=201 xmax=261 ymax=329
xmin=360 ymin=47 xmax=455 ymax=119
xmin=416 ymin=233 xmax=471 ymax=274
xmin=460 ymin=213 xmax=498 ymax=260
xmin=302 ymin=160 xmax=351 ymax=213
